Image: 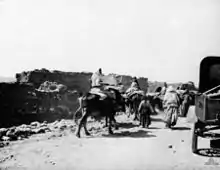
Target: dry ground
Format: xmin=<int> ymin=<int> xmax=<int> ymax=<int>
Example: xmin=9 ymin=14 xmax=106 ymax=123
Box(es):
xmin=0 ymin=107 xmax=220 ymax=170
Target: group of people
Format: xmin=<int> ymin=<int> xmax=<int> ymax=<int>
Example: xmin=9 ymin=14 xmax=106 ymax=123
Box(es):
xmin=89 ymin=68 xmax=181 ymax=129
xmin=138 ymin=84 xmax=181 ymax=128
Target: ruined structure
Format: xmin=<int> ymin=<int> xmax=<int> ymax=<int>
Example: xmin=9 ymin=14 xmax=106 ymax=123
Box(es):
xmin=16 ymin=69 xmax=148 ymax=93
xmin=16 ymin=69 xmax=92 ymax=93
xmin=0 ymin=69 xmax=149 ymax=127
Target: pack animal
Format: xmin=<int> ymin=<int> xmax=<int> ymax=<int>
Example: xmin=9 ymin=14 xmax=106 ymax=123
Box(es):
xmin=75 ymin=88 xmax=125 ymax=138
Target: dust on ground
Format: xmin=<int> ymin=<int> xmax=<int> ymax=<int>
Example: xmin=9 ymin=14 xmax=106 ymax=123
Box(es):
xmin=0 ymin=111 xmax=220 ymax=170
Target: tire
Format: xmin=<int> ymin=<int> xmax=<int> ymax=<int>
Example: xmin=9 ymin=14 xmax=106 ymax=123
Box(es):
xmin=192 ymin=123 xmax=198 ymax=153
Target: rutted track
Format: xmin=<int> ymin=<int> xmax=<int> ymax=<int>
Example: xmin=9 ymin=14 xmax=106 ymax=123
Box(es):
xmin=0 ymin=113 xmax=220 ymax=170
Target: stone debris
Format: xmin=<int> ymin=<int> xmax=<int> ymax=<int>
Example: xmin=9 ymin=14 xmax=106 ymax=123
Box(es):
xmin=0 ymin=120 xmax=77 ymax=145
xmin=0 ymin=128 xmax=8 ymax=138
xmin=0 ymin=115 xmax=108 ymax=147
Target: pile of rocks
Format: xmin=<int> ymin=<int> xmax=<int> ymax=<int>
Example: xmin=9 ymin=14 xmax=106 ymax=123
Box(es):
xmin=0 ymin=120 xmax=77 ymax=146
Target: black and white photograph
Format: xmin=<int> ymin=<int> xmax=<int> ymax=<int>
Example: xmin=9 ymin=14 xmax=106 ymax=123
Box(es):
xmin=0 ymin=0 xmax=220 ymax=169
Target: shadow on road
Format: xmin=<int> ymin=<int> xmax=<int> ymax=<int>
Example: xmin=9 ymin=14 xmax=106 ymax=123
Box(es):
xmin=148 ymin=127 xmax=161 ymax=130
xmin=102 ymin=130 xmax=156 ymax=138
xmin=151 ymin=117 xmax=164 ymax=122
xmin=171 ymin=127 xmax=191 ymax=131
xmin=117 ymin=122 xmax=137 ymax=129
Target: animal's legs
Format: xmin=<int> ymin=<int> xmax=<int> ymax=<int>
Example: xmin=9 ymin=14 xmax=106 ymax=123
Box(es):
xmin=146 ymin=114 xmax=151 ymax=128
xmin=127 ymin=103 xmax=131 ymax=117
xmin=111 ymin=114 xmax=119 ymax=130
xmin=83 ymin=115 xmax=90 ymax=136
xmin=108 ymin=115 xmax=114 ymax=134
xmin=134 ymin=108 xmax=139 ymax=121
xmin=76 ymin=109 xmax=87 ymax=138
xmin=143 ymin=114 xmax=147 ymax=128
xmin=105 ymin=116 xmax=108 ymax=127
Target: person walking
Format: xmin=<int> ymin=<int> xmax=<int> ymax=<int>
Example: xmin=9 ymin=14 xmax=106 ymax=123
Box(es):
xmin=163 ymin=86 xmax=181 ymax=128
xmin=138 ymin=95 xmax=154 ymax=128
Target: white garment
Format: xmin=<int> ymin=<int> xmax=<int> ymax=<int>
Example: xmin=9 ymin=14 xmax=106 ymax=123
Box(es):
xmin=91 ymin=72 xmax=103 ymax=87
xmin=163 ymin=91 xmax=180 ymax=108
xmin=161 ymin=86 xmax=167 ymax=95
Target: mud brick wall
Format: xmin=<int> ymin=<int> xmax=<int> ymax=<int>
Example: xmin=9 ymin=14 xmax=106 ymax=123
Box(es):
xmin=16 ymin=69 xmax=92 ymax=93
xmin=0 ymin=69 xmax=150 ymax=127
xmin=16 ymin=69 xmax=149 ymax=93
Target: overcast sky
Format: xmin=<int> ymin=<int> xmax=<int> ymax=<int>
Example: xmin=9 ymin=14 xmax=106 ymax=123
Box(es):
xmin=0 ymin=0 xmax=220 ymax=84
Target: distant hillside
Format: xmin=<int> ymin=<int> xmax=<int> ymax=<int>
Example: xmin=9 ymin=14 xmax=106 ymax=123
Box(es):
xmin=0 ymin=76 xmax=16 ymax=82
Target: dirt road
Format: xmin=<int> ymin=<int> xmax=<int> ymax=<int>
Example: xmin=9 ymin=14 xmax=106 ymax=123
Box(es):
xmin=0 ymin=111 xmax=220 ymax=170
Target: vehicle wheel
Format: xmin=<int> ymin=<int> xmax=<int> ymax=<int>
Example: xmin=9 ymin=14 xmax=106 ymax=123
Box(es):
xmin=192 ymin=122 xmax=198 ymax=153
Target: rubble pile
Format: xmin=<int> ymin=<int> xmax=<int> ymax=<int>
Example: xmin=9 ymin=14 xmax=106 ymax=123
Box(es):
xmin=0 ymin=117 xmax=108 ymax=148
xmin=0 ymin=120 xmax=77 ymax=145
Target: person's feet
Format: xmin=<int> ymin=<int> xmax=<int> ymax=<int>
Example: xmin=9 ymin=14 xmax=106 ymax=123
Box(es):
xmin=165 ymin=124 xmax=171 ymax=129
xmin=85 ymin=131 xmax=91 ymax=136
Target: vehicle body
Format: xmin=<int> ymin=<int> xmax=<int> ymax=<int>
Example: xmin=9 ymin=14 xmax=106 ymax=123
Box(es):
xmin=192 ymin=56 xmax=220 ymax=154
